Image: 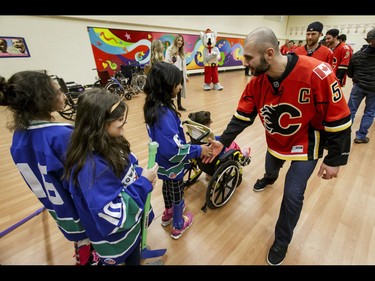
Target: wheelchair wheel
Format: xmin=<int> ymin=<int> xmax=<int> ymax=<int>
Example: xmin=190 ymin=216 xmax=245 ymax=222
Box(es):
xmin=105 ymin=82 xmax=124 ymax=98
xmin=59 ymin=92 xmax=77 ymax=121
xmin=123 ymin=85 xmax=136 ymax=100
xmin=132 ymin=74 xmax=147 ymax=93
xmin=184 ymin=158 xmax=202 ymax=187
xmin=206 ymin=159 xmax=240 ymax=209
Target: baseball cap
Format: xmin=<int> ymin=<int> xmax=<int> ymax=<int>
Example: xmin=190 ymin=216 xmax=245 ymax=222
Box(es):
xmin=307 ymin=21 xmax=323 ymax=33
xmin=365 ymin=28 xmax=375 ymax=42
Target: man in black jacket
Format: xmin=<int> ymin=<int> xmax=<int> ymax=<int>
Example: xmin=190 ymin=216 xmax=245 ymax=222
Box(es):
xmin=347 ymin=28 xmax=375 ymax=144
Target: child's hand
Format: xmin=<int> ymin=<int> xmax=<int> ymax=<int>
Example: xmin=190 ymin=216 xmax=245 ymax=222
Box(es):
xmin=142 ymin=163 xmax=159 ymax=187
xmin=202 ymin=138 xmax=224 ymax=163
xmin=200 ymin=144 xmax=212 ymax=158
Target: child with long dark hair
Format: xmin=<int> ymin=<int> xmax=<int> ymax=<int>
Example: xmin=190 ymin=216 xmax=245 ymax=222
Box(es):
xmin=0 ymin=71 xmax=98 ymax=265
xmin=143 ymin=61 xmax=212 ymax=239
xmin=64 ymin=88 xmax=158 ymax=265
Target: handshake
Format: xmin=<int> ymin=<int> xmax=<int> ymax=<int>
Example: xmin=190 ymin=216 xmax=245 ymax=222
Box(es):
xmin=201 ymin=144 xmax=213 ymax=158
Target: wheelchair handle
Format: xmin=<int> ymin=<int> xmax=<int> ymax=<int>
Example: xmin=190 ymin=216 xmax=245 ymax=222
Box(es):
xmin=196 ymin=130 xmax=211 ymax=143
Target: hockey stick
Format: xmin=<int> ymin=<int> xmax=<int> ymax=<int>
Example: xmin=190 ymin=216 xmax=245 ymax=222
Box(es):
xmin=0 ymin=206 xmax=45 ymax=238
xmin=140 ymin=141 xmax=167 ymax=259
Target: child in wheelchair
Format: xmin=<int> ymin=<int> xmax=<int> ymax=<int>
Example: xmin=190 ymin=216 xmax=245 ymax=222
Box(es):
xmin=188 ymin=111 xmax=251 ymax=163
xmin=183 ymin=111 xmax=251 ymax=211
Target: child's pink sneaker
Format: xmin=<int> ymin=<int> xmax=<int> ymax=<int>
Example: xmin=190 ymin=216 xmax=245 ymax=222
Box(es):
xmin=161 ymin=207 xmax=173 ymax=227
xmin=171 ymin=212 xmax=194 ymax=239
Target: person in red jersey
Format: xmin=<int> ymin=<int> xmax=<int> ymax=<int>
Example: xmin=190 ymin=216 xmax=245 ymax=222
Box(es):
xmin=203 ymin=27 xmax=352 ymax=266
xmin=338 ymin=34 xmax=354 ymax=56
xmin=325 ymin=28 xmax=353 ymax=87
xmin=294 ymin=21 xmax=333 ymax=65
xmin=285 ymin=40 xmax=296 ymax=54
xmin=279 ymin=39 xmax=289 ymax=55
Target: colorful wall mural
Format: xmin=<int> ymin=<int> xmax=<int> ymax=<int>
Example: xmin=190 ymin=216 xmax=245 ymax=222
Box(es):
xmin=87 ymin=26 xmax=245 ymax=76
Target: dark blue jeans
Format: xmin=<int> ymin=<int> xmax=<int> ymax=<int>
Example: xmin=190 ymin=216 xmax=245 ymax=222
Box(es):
xmin=348 ymin=83 xmax=375 ymax=139
xmin=263 ymin=151 xmax=318 ymax=246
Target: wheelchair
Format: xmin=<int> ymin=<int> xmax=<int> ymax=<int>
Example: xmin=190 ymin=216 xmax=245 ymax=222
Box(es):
xmin=93 ymin=69 xmax=135 ymax=100
xmin=182 ymin=119 xmax=251 ymax=212
xmin=120 ymin=62 xmax=147 ymax=93
xmin=50 ymin=75 xmax=85 ymax=121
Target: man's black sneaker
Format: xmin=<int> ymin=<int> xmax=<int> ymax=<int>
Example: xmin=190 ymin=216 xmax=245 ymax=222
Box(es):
xmin=267 ymin=242 xmax=288 ymax=266
xmin=253 ymin=177 xmax=277 ymax=192
xmin=354 ymin=137 xmax=369 ymax=144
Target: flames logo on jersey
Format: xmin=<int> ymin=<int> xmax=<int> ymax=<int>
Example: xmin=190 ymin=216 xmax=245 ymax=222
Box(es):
xmin=260 ymin=104 xmax=302 ymax=136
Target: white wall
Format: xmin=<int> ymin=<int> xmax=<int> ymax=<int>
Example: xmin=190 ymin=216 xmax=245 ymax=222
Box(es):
xmin=1 ymin=15 xmax=374 ymax=85
xmin=0 ymin=16 xmax=287 ymax=85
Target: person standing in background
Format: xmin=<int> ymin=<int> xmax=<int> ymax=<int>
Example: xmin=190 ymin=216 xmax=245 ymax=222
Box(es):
xmin=325 ymin=28 xmax=352 ymax=87
xmin=338 ymin=34 xmax=354 ymax=56
xmin=279 ymin=39 xmax=289 ymax=55
xmin=165 ymin=34 xmax=189 ymax=111
xmin=347 ymin=28 xmax=375 ymax=144
xmin=285 ymin=40 xmax=296 ymax=54
xmin=0 ymin=71 xmax=99 ymax=266
xmin=144 ymin=39 xmax=165 ymax=75
xmin=294 ymin=21 xmax=333 ymax=65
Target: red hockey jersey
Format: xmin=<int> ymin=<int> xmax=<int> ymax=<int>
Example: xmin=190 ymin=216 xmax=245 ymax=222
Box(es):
xmin=219 ymin=54 xmax=351 ymax=166
xmin=331 ymin=42 xmax=352 ymax=86
xmin=294 ymin=44 xmax=333 ymax=65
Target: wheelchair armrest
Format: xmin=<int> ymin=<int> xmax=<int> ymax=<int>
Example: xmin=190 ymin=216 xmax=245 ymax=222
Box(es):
xmin=218 ymin=148 xmax=236 ymax=161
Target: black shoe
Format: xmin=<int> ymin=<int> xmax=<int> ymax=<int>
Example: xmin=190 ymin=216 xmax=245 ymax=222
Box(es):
xmin=253 ymin=177 xmax=277 ymax=192
xmin=178 ymin=106 xmax=186 ymax=111
xmin=267 ymin=242 xmax=288 ymax=266
xmin=354 ymin=137 xmax=369 ymax=144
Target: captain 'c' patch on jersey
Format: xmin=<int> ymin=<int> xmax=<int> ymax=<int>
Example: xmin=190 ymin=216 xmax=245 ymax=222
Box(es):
xmin=313 ymin=63 xmax=332 ymax=80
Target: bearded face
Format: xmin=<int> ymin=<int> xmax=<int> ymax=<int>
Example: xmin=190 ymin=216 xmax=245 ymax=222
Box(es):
xmin=12 ymin=39 xmax=26 ymax=53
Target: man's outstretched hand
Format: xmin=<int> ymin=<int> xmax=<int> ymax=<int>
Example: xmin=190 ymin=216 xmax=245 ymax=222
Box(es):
xmin=201 ymin=138 xmax=224 ymax=164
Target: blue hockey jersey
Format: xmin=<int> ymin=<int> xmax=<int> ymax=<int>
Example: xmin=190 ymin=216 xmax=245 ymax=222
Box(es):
xmin=146 ymin=106 xmax=202 ymax=181
xmin=10 ymin=121 xmax=87 ymax=241
xmin=68 ymin=152 xmax=154 ymax=265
